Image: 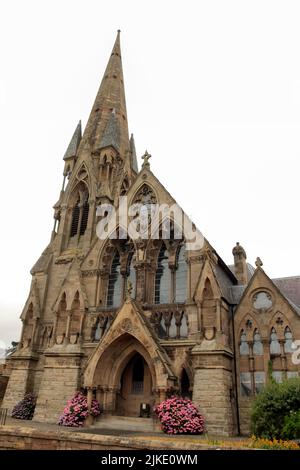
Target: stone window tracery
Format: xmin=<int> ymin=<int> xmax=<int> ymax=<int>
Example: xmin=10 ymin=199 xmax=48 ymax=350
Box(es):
xmin=253 ymin=328 xmax=263 ymax=355
xmin=175 ymin=244 xmax=187 ymax=303
xmin=107 ymin=251 xmax=122 ymax=308
xmin=155 ymin=243 xmax=170 ymax=304
xmin=284 ymin=326 xmax=293 ymax=353
xmin=154 ymin=242 xmax=187 ymax=305
xmin=270 ymin=327 xmax=280 ymax=355
xmin=239 ymin=330 xmax=250 ymax=356
xmin=69 ymin=184 xmax=89 ymax=239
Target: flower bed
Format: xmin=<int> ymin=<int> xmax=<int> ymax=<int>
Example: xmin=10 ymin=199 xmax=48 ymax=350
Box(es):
xmin=154 ymin=396 xmax=205 ymax=434
xmin=58 ymin=391 xmax=100 ymax=427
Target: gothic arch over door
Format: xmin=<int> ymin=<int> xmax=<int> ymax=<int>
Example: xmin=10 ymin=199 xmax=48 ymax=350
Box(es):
xmin=89 ymin=334 xmax=157 ymax=416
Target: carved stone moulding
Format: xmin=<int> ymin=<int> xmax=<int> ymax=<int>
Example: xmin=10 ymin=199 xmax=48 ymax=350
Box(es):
xmin=82 ymin=269 xmax=101 ymax=278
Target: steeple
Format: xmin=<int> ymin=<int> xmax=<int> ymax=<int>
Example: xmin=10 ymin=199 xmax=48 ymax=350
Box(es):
xmin=81 ymin=31 xmax=129 ymax=158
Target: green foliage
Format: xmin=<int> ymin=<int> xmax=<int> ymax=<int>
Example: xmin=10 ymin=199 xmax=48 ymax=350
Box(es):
xmin=282 ymin=410 xmax=300 ymax=440
xmin=251 ymin=378 xmax=300 ymax=439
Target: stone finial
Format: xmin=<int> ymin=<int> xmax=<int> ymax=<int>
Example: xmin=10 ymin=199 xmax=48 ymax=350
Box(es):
xmin=130 ymin=134 xmax=138 ymax=172
xmin=141 ymin=150 xmax=151 ymax=168
xmin=232 ymin=242 xmax=247 ymax=285
xmin=232 ymin=242 xmax=247 ymax=259
xmin=255 ymin=257 xmax=263 ymax=268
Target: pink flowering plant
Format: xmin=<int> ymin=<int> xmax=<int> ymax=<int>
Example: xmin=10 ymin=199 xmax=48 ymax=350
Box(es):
xmin=58 ymin=391 xmax=100 ymax=427
xmin=154 ymin=396 xmax=205 ymax=434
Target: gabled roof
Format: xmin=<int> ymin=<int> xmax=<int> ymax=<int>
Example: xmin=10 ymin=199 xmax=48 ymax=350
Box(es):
xmin=232 ymin=266 xmax=300 ymax=316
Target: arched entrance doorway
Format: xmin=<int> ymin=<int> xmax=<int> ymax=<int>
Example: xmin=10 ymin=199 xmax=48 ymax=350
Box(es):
xmin=117 ymin=352 xmax=153 ymax=417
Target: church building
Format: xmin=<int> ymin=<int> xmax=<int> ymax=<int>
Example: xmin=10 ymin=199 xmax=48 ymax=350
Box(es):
xmin=3 ymin=32 xmax=300 ymax=436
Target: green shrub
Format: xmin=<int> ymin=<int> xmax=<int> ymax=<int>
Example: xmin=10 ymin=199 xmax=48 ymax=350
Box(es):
xmin=251 ymin=378 xmax=300 ymax=439
xmin=282 ymin=410 xmax=300 ymax=440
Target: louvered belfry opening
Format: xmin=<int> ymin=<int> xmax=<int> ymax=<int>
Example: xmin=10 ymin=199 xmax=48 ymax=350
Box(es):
xmin=69 ymin=185 xmax=89 ymax=239
xmin=79 ymin=198 xmax=89 ymax=235
xmin=70 ymin=197 xmax=80 ymax=237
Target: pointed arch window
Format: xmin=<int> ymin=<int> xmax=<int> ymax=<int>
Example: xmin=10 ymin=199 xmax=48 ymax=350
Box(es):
xmin=79 ymin=196 xmax=89 ymax=235
xmin=239 ymin=330 xmax=250 ymax=356
xmin=107 ymin=251 xmax=122 ymax=308
xmin=270 ymin=327 xmax=281 ymax=355
xmin=253 ymin=329 xmax=263 ymax=355
xmin=70 ymin=197 xmax=80 ymax=237
xmin=69 ymin=185 xmax=89 ymax=239
xmin=175 ymin=245 xmax=187 ymax=302
xmin=155 ymin=243 xmax=170 ymax=304
xmin=284 ymin=326 xmax=293 ymax=353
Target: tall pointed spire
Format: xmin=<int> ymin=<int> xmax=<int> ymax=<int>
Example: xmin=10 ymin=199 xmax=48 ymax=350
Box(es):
xmin=81 ymin=31 xmax=129 ymax=157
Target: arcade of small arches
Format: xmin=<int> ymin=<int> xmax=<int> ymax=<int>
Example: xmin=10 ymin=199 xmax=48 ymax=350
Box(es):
xmin=238 ymin=315 xmax=298 ymax=397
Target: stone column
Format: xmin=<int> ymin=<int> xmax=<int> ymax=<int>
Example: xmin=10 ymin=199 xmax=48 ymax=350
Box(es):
xmin=79 ymin=309 xmax=85 ymax=338
xmin=196 ymin=301 xmax=202 ymax=338
xmin=64 ymin=310 xmax=72 ymax=344
xmin=216 ymin=299 xmax=222 ymax=335
xmin=51 ymin=312 xmax=59 ymax=346
xmin=87 ymin=387 xmax=93 ymax=412
xmin=55 ymin=205 xmax=68 ymax=254
xmin=279 ymin=340 xmax=287 ymax=379
xmin=158 ymin=388 xmax=166 ymax=402
xmin=248 ymin=341 xmax=255 ymax=394
xmin=262 ymin=339 xmax=271 ymax=383
xmin=84 ymin=199 xmax=96 ymax=248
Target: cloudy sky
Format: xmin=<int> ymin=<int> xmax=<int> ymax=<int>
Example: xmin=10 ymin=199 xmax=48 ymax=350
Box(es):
xmin=1 ymin=0 xmax=300 ymax=346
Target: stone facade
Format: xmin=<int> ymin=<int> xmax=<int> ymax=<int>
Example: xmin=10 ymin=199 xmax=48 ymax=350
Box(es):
xmin=2 ymin=32 xmax=300 ymax=436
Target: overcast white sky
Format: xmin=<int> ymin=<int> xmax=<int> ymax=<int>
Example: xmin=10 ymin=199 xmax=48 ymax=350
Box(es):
xmin=1 ymin=0 xmax=300 ymax=347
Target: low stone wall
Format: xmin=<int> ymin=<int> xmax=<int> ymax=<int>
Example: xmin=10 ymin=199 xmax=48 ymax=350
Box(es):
xmin=0 ymin=426 xmax=140 ymax=450
xmin=0 ymin=425 xmax=238 ymax=450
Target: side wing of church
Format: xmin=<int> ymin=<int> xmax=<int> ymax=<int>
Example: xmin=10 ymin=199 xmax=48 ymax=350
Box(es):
xmin=3 ymin=32 xmax=300 ymax=436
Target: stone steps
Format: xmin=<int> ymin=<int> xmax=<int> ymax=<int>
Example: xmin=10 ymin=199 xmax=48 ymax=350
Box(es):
xmin=92 ymin=415 xmax=161 ymax=433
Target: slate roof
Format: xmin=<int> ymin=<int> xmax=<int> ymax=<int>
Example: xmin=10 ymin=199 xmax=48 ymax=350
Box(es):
xmin=272 ymin=276 xmax=300 ymax=308
xmin=99 ymin=110 xmax=120 ymax=151
xmin=228 ymin=263 xmax=255 ymax=281
xmin=63 ymin=121 xmax=82 ymax=160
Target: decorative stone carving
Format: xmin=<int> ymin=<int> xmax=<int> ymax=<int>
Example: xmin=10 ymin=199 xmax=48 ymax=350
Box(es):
xmin=252 ymin=291 xmax=273 ymax=311
xmin=204 ymin=326 xmax=215 ymax=340
xmin=82 ymin=269 xmax=101 ymax=278
xmin=120 ymin=318 xmax=133 ymax=333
